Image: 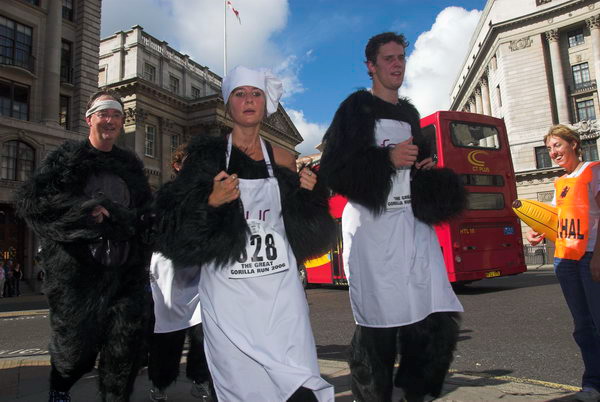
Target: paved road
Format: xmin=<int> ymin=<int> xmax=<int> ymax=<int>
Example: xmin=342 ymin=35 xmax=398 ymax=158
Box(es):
xmin=0 ymin=266 xmax=584 ymax=390
xmin=306 ymin=266 xmax=582 ymax=389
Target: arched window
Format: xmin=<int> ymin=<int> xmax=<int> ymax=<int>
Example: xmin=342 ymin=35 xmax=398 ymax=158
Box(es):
xmin=1 ymin=140 xmax=34 ymax=181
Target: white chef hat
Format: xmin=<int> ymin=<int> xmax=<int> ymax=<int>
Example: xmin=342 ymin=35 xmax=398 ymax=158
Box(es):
xmin=222 ymin=66 xmax=283 ymax=116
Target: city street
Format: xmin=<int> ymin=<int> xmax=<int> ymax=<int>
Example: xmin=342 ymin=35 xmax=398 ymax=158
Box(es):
xmin=0 ymin=266 xmax=582 ymax=391
xmin=308 ymin=265 xmax=581 ymax=389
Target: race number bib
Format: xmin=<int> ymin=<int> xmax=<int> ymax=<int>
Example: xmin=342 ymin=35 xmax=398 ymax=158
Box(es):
xmin=387 ymin=170 xmax=411 ymax=210
xmin=229 ymin=220 xmax=290 ymax=279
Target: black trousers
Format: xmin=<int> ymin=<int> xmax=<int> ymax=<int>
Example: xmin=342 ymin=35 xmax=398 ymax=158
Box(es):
xmin=148 ymin=323 xmax=212 ymax=390
xmin=287 ymin=387 xmax=318 ymax=402
xmin=349 ymin=312 xmax=460 ymax=402
xmin=49 ymin=287 xmax=148 ymax=401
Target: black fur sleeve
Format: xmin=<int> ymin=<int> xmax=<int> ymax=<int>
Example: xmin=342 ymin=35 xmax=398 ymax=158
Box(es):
xmin=15 ymin=141 xmax=105 ymax=242
xmin=410 ymin=168 xmax=467 ymax=225
xmin=320 ymin=90 xmax=396 ymax=214
xmin=153 ymin=136 xmax=248 ymax=268
xmin=275 ymin=166 xmax=336 ymax=262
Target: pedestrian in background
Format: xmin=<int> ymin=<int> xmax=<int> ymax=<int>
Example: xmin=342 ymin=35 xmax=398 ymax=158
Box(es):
xmin=148 ymin=144 xmax=214 ymax=402
xmin=0 ymin=259 xmax=5 ymax=298
xmin=4 ymin=260 xmax=14 ymax=297
xmin=527 ymin=124 xmax=600 ymax=402
xmin=13 ymin=262 xmax=22 ymax=296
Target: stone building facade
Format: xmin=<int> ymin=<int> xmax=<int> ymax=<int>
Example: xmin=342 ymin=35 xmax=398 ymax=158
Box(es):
xmin=450 ymin=0 xmax=600 ymax=241
xmin=0 ymin=0 xmax=101 ymax=281
xmin=99 ymin=25 xmax=303 ymax=190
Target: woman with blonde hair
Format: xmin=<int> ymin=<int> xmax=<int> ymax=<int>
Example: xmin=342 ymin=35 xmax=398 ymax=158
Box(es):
xmin=154 ymin=66 xmax=335 ymax=401
xmin=527 ymin=124 xmax=600 ymax=401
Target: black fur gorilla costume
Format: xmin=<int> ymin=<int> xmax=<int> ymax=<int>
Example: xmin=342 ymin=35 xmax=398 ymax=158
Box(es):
xmin=16 ymin=139 xmax=153 ymax=401
xmin=320 ymin=89 xmax=466 ymax=402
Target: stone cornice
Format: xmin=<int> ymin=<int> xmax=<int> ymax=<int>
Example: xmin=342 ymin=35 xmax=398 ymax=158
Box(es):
xmin=545 ymin=29 xmax=560 ymax=41
xmin=567 ymin=119 xmax=600 ymax=139
xmin=509 ymin=35 xmax=534 ymax=50
xmin=586 ymin=14 xmax=600 ymax=29
xmin=516 ymin=167 xmax=562 ymax=184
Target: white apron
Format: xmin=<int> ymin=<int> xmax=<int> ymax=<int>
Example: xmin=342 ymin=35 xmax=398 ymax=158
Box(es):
xmin=342 ymin=119 xmax=463 ymax=328
xmin=198 ymin=136 xmax=334 ymax=402
xmin=150 ymin=252 xmax=202 ymax=333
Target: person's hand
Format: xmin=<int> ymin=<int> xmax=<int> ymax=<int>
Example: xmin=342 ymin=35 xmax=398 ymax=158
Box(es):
xmin=525 ymin=229 xmax=545 ymax=246
xmin=415 ymin=157 xmax=436 ymax=170
xmin=91 ymin=205 xmax=110 ymax=223
xmin=389 ymin=137 xmax=419 ymax=168
xmin=299 ymin=167 xmax=317 ymax=191
xmin=208 ymin=171 xmax=240 ymax=208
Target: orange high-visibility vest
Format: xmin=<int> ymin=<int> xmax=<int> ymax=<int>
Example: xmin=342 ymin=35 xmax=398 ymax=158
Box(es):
xmin=554 ymin=161 xmax=600 ymax=260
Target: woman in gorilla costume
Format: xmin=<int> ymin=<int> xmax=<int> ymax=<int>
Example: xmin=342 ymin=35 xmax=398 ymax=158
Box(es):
xmin=154 ymin=66 xmax=336 ymax=401
xmin=16 ymin=91 xmax=153 ymax=401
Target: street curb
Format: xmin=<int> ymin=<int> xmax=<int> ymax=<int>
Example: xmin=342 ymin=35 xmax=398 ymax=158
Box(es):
xmin=447 ymin=369 xmax=580 ymax=392
xmin=0 ymin=309 xmax=48 ymax=318
xmin=0 ymin=355 xmax=579 ymax=392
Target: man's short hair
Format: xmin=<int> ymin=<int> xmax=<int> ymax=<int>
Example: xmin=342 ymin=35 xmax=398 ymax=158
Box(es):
xmin=86 ymin=89 xmax=125 ymax=111
xmin=365 ymin=32 xmax=409 ymax=77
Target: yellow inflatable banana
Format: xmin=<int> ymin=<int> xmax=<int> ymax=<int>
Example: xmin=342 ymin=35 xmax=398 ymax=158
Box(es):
xmin=511 ymin=199 xmax=557 ymax=242
xmin=304 ymin=253 xmax=331 ymax=269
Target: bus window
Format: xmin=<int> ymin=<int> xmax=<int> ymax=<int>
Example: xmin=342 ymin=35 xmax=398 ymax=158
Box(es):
xmin=421 ymin=124 xmax=438 ymax=159
xmin=467 ymin=192 xmax=505 ymax=210
xmin=461 ymin=174 xmax=505 ymax=186
xmin=450 ymin=122 xmax=500 ymax=149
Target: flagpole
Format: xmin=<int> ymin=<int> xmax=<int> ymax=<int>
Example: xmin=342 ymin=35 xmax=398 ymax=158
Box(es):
xmin=223 ymin=0 xmax=228 ymax=75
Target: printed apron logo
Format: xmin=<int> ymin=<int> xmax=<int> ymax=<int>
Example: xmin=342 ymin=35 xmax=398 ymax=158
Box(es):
xmin=378 ymin=139 xmax=411 ymax=210
xmin=374 ymin=120 xmax=412 ymax=210
xmin=387 ymin=172 xmax=411 ymax=210
xmin=229 ymin=219 xmax=290 ymax=279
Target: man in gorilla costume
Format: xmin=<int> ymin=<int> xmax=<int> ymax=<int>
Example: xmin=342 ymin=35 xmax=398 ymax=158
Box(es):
xmin=320 ymin=32 xmax=465 ymax=402
xmin=16 ymin=90 xmax=153 ymax=402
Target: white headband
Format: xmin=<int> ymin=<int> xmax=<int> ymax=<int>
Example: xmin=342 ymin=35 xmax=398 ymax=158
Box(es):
xmin=222 ymin=66 xmax=283 ymax=116
xmin=85 ymin=100 xmax=124 ymax=118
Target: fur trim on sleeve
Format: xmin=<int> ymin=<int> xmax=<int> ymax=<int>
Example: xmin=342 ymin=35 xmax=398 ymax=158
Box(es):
xmin=15 ymin=140 xmax=152 ymax=243
xmin=275 ymin=166 xmax=336 ymax=262
xmin=320 ymin=90 xmax=396 ymax=214
xmin=155 ymin=135 xmax=337 ymax=269
xmin=153 ymin=135 xmax=249 ymax=268
xmin=410 ymin=168 xmax=467 ymax=224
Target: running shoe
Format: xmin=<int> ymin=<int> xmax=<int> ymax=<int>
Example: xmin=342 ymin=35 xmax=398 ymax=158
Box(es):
xmin=149 ymin=387 xmax=168 ymax=401
xmin=48 ymin=390 xmax=71 ymax=402
xmin=191 ymin=380 xmax=213 ymax=401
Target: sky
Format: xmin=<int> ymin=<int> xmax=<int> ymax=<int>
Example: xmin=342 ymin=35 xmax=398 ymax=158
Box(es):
xmin=100 ymin=0 xmax=487 ymax=155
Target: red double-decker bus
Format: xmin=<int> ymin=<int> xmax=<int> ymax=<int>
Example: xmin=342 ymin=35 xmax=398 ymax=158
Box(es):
xmin=300 ymin=111 xmax=527 ymax=287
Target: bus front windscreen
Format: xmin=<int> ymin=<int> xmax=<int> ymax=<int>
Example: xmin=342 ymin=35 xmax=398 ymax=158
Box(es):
xmin=451 ymin=122 xmax=500 ymax=149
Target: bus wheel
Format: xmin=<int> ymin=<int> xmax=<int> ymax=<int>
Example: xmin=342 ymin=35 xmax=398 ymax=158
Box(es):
xmin=452 ymin=281 xmax=473 ymax=291
xmin=298 ymin=265 xmax=308 ymax=288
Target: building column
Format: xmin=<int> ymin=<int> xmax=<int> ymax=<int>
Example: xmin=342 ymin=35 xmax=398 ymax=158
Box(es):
xmin=474 ymin=88 xmax=483 ymax=114
xmin=480 ymin=77 xmax=492 ymax=115
xmin=41 ymin=0 xmax=62 ymax=125
xmin=468 ymin=97 xmax=475 ymax=113
xmin=115 ymin=31 xmax=126 ymax=81
xmin=546 ymin=29 xmax=570 ymax=124
xmin=586 ymin=16 xmax=600 ymax=93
